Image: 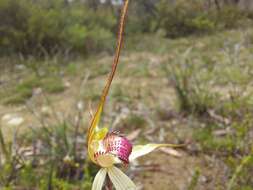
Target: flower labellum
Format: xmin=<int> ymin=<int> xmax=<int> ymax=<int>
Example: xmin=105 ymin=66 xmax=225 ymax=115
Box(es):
xmin=104 ymin=133 xmax=133 ymax=163
xmin=93 ymin=132 xmax=133 ymax=168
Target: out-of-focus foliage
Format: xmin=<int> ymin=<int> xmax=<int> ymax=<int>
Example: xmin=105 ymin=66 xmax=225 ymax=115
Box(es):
xmin=0 ymin=0 xmax=116 ymax=56
xmin=155 ymin=0 xmax=251 ymax=38
xmin=0 ymin=118 xmax=96 ymax=189
xmin=1 ymin=0 xmax=253 ymax=56
xmin=126 ymin=0 xmax=157 ymax=34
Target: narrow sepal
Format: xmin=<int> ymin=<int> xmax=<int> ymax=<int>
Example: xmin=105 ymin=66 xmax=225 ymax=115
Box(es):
xmin=108 ymin=166 xmax=136 ymax=190
xmin=92 ymin=168 xmax=107 ymax=190
xmin=129 ymin=144 xmax=181 ymax=161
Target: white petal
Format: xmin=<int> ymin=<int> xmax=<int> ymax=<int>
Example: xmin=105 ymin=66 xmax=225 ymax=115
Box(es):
xmin=92 ymin=168 xmax=107 ymax=190
xmin=107 ymin=166 xmax=136 ymax=190
xmin=129 ymin=144 xmax=173 ymax=161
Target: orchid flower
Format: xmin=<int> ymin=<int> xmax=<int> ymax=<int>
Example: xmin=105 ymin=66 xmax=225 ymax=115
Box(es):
xmin=87 ymin=1 xmax=180 ymax=189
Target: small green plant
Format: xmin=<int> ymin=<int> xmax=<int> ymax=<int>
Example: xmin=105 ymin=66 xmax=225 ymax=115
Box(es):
xmin=166 ymin=49 xmax=217 ymax=115
xmin=193 ymin=126 xmax=238 ymax=154
xmin=41 ymin=77 xmax=65 ymax=93
xmin=1 ymin=72 xmax=65 ymax=105
xmin=227 ymin=154 xmax=253 ymax=190
xmin=66 ymin=63 xmax=78 ymax=75
xmin=0 ymin=115 xmax=96 ymax=189
xmin=188 ymin=168 xmax=200 ymax=190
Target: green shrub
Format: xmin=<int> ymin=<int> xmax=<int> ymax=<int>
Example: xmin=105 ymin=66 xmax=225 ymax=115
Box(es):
xmin=41 ymin=77 xmax=65 ymax=93
xmin=166 ymin=49 xmax=217 ymax=115
xmin=0 ymin=0 xmax=30 ymax=54
xmin=190 ymin=15 xmax=215 ymax=33
xmin=0 ymin=0 xmax=251 ymax=56
xmin=0 ymin=73 xmax=65 ymax=105
xmin=156 ymin=0 xmax=214 ymax=38
xmin=126 ymin=0 xmax=156 ymax=34
xmin=0 ymin=0 xmax=116 ymax=56
xmin=155 ymin=0 xmax=249 ymax=38
xmin=215 ymin=6 xmax=247 ymax=29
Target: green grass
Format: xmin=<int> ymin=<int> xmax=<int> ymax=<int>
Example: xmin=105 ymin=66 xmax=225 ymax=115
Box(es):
xmin=187 ymin=168 xmax=200 ymax=190
xmin=0 ymin=121 xmax=96 ymax=189
xmin=0 ymin=74 xmax=65 ymax=105
xmin=40 ymin=77 xmax=65 ymax=93
xmin=1 ymin=75 xmax=39 ymax=104
xmin=193 ymin=127 xmax=238 ymax=154
xmin=65 ymin=63 xmax=78 ymax=75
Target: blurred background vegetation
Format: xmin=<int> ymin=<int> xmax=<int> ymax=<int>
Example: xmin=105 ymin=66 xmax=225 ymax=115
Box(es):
xmin=1 ymin=0 xmax=253 ymax=189
xmin=1 ymin=0 xmax=253 ymax=57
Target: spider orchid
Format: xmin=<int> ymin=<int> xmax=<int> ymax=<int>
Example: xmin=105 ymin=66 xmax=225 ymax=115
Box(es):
xmin=89 ymin=128 xmax=174 ymax=190
xmin=87 ymin=0 xmax=180 ymax=189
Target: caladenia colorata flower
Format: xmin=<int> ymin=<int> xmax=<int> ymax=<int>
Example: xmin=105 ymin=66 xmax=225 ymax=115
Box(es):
xmin=87 ymin=0 xmax=181 ymax=189
xmin=89 ymin=129 xmax=175 ymax=190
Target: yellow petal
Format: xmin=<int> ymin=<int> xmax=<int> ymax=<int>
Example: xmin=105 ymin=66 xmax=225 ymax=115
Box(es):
xmin=92 ymin=168 xmax=107 ymax=190
xmin=88 ymin=104 xmax=103 ymax=162
xmin=107 ymin=166 xmax=136 ymax=190
xmin=129 ymin=144 xmax=182 ymax=161
xmin=94 ymin=127 xmax=109 ymax=140
xmin=88 ymin=104 xmax=103 ymax=143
